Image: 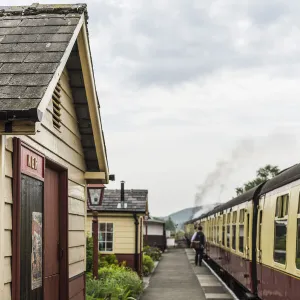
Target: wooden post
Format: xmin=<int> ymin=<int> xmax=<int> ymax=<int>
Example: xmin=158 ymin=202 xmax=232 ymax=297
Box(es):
xmin=92 ymin=211 xmax=99 ymax=279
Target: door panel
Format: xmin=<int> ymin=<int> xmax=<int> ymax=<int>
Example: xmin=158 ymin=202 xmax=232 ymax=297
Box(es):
xmin=257 ymin=196 xmax=265 ymax=298
xmin=20 ymin=175 xmax=43 ymax=300
xmin=44 ymin=167 xmax=60 ymax=300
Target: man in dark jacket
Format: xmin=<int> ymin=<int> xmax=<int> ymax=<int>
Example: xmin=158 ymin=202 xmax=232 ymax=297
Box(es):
xmin=191 ymin=225 xmax=206 ymax=266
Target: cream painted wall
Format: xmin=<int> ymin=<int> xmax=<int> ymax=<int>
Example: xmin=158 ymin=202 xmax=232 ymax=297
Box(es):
xmin=2 ymin=67 xmax=89 ymax=299
xmin=86 ymin=214 xmax=145 ymax=254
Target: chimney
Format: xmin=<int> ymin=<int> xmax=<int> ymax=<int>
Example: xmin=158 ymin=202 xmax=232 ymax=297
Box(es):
xmin=121 ymin=181 xmax=125 ymax=207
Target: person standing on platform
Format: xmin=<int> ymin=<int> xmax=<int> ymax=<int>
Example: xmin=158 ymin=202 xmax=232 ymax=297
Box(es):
xmin=191 ymin=225 xmax=206 ymax=266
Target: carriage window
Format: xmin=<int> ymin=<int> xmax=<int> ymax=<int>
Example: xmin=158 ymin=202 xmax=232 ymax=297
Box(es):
xmin=239 ymin=209 xmax=245 ymax=253
xmin=217 ymin=217 xmax=220 ymax=243
xmin=227 ymin=213 xmax=231 ymax=247
xmin=274 ymin=194 xmax=288 ymax=264
xmin=296 ymin=219 xmax=300 ymax=269
xmin=258 ymin=211 xmax=263 ymax=251
xmin=232 ymin=211 xmax=237 ymax=250
xmin=274 ymin=220 xmax=287 ymax=264
xmin=222 ymin=215 xmax=226 ymax=246
xmin=275 ymin=194 xmax=289 ymax=218
xmin=296 ymin=195 xmax=300 ymax=269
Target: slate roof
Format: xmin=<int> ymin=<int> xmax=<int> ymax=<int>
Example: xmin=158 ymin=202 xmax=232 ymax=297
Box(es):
xmin=89 ymin=189 xmax=148 ymax=213
xmin=0 ymin=4 xmax=109 ymax=174
xmin=145 ymin=218 xmax=165 ymax=224
xmin=0 ymin=3 xmax=87 ymax=121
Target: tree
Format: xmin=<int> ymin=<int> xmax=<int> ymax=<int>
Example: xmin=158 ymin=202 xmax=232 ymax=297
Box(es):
xmin=165 ymin=217 xmax=176 ymax=231
xmin=236 ymin=164 xmax=280 ymax=196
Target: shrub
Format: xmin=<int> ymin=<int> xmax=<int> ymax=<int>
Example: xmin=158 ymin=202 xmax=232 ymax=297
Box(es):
xmin=143 ymin=246 xmax=162 ymax=261
xmin=99 ymin=253 xmax=119 ymax=268
xmin=98 ymin=265 xmax=143 ymax=297
xmin=86 ymin=236 xmax=93 ymax=273
xmin=142 ymin=254 xmax=154 ymax=276
xmin=86 ymin=265 xmax=142 ymax=299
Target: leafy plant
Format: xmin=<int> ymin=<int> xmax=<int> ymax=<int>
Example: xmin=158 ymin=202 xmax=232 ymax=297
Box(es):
xmin=99 ymin=253 xmax=119 ymax=268
xmin=86 ymin=265 xmax=142 ymax=299
xmin=142 ymin=254 xmax=154 ymax=276
xmin=86 ymin=236 xmax=93 ymax=273
xmin=143 ymin=246 xmax=162 ymax=261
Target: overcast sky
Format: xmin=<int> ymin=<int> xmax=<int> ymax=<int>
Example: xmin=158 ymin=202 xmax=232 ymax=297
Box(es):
xmin=5 ymin=1 xmax=300 ymax=216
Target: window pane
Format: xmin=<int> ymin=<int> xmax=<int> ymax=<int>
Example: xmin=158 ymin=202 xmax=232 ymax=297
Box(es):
xmin=240 ymin=210 xmax=244 ymax=223
xmin=296 ymin=219 xmax=300 ymax=269
xmin=99 ymin=242 xmax=105 ymax=251
xmin=239 ymin=225 xmax=244 ymax=252
xmin=99 ymin=232 xmax=104 ymax=242
xmin=227 ymin=225 xmax=230 ymax=247
xmin=274 ymin=220 xmax=287 ymax=264
xmin=222 ymin=226 xmax=225 ymax=246
xmin=99 ymin=223 xmax=105 ymax=232
xmin=232 ymin=225 xmax=236 ymax=250
xmin=106 ymin=233 xmax=113 ymax=242
xmin=107 ymin=223 xmax=113 ymax=232
xmin=106 ymin=242 xmax=113 ymax=251
xmin=258 ymin=211 xmax=263 ymax=250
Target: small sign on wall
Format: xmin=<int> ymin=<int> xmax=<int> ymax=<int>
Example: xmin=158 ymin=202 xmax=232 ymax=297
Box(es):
xmin=31 ymin=212 xmax=43 ymax=290
xmin=21 ymin=145 xmax=44 ymax=180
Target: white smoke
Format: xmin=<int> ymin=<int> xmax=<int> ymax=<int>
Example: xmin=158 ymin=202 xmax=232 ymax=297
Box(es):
xmin=192 ymin=131 xmax=299 ymax=220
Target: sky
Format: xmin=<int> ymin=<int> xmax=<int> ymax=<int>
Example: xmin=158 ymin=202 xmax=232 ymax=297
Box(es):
xmin=4 ymin=0 xmax=300 ymax=216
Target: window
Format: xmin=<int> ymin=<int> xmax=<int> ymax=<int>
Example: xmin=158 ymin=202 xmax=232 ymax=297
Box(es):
xmin=222 ymin=215 xmax=226 ymax=246
xmin=227 ymin=213 xmax=231 ymax=248
xmin=99 ymin=223 xmax=114 ymax=251
xmin=258 ymin=211 xmax=263 ymax=251
xmin=232 ymin=211 xmax=237 ymax=250
xmin=274 ymin=194 xmax=289 ymax=264
xmin=296 ymin=195 xmax=300 ymax=269
xmin=217 ymin=217 xmax=220 ymax=243
xmin=274 ymin=220 xmax=287 ymax=264
xmin=239 ymin=209 xmax=245 ymax=253
xmin=275 ymin=194 xmax=289 ymax=218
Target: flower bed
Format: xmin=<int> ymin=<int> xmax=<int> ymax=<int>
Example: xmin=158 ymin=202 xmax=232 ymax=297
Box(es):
xmin=86 ymin=238 xmax=143 ymax=300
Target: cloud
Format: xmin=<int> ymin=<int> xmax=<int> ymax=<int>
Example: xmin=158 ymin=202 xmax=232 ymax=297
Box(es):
xmin=2 ymin=0 xmax=300 ymax=216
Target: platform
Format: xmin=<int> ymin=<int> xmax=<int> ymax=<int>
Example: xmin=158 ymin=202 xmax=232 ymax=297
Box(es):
xmin=141 ymin=248 xmax=235 ymax=300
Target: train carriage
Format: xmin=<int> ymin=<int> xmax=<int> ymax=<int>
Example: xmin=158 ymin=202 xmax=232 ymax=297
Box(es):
xmin=185 ymin=164 xmax=300 ymax=300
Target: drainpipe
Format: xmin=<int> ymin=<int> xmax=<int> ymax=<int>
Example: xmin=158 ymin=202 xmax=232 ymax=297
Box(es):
xmin=133 ymin=213 xmax=139 ymax=273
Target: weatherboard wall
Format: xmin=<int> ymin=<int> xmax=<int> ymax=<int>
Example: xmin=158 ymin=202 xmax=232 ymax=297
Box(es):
xmin=86 ymin=214 xmax=144 ymax=254
xmin=1 ymin=67 xmax=88 ymax=299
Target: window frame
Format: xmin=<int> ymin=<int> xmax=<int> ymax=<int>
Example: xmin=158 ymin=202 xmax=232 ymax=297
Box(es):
xmin=273 ymin=193 xmax=289 ymax=266
xmin=226 ymin=212 xmax=231 ymax=248
xmin=296 ymin=193 xmax=300 ymax=269
xmin=98 ymin=222 xmax=114 ymax=252
xmin=232 ymin=211 xmax=237 ymax=251
xmin=238 ymin=209 xmax=245 ymax=254
xmin=222 ymin=214 xmax=226 ymax=246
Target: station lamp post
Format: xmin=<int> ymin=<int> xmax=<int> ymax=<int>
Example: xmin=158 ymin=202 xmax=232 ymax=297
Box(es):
xmin=87 ymin=184 xmax=105 ymax=279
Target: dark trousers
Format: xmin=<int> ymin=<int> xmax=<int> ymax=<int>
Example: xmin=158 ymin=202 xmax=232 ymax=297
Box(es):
xmin=195 ymin=248 xmax=203 ymax=266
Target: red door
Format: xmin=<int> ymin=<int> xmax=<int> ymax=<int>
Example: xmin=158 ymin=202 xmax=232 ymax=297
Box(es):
xmin=44 ymin=167 xmax=60 ymax=299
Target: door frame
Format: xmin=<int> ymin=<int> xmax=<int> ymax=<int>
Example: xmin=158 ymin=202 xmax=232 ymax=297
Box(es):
xmin=12 ymin=138 xmax=69 ymax=300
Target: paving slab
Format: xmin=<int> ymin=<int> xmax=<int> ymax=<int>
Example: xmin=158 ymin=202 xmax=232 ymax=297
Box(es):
xmin=141 ymin=248 xmax=206 ymax=300
xmin=185 ymin=249 xmax=236 ymax=300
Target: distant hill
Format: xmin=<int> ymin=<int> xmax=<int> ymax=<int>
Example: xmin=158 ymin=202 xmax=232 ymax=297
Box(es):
xmin=156 ymin=206 xmax=201 ymax=230
xmin=155 ymin=203 xmax=220 ymax=230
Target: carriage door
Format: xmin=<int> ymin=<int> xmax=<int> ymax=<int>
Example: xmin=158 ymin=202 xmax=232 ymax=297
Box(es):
xmin=44 ymin=166 xmax=60 ymax=300
xmin=256 ymin=196 xmax=265 ymax=298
